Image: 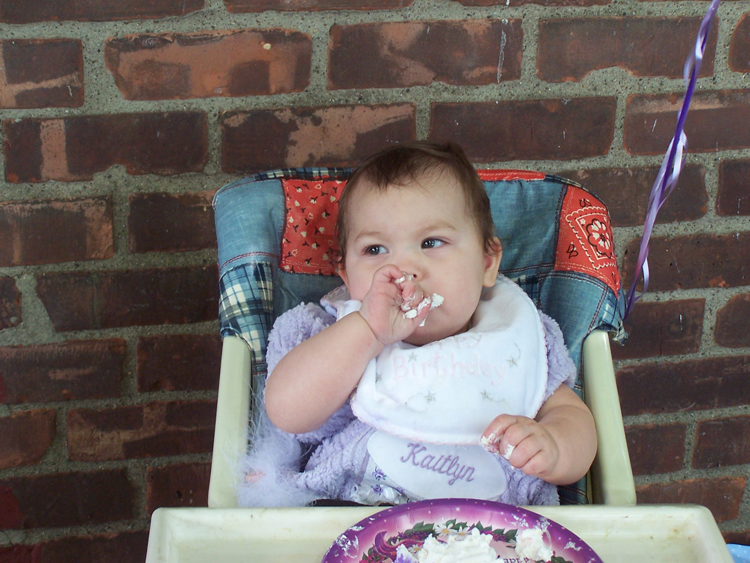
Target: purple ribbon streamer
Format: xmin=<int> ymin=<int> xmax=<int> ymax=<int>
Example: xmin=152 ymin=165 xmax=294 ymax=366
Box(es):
xmin=623 ymin=0 xmax=721 ymax=320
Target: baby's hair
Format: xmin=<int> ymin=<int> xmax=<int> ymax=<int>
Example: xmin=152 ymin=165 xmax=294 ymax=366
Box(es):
xmin=336 ymin=141 xmax=500 ymax=265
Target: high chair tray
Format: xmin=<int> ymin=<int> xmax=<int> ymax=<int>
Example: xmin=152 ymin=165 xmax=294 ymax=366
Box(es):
xmin=146 ymin=504 xmax=732 ymax=563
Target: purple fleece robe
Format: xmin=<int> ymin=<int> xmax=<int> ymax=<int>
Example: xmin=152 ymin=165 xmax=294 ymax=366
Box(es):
xmin=236 ymin=301 xmax=577 ymax=508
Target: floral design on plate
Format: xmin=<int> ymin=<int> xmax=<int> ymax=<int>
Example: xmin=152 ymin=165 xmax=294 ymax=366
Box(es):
xmin=322 ymin=498 xmax=603 ymax=563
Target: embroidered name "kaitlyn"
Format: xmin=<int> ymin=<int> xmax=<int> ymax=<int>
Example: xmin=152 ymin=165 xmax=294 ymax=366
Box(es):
xmin=400 ymin=442 xmax=475 ymax=485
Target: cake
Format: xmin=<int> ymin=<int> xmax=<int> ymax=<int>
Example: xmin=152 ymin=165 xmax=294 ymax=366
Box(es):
xmin=394 ymin=528 xmax=498 ymax=563
xmin=391 ymin=525 xmax=554 ymax=563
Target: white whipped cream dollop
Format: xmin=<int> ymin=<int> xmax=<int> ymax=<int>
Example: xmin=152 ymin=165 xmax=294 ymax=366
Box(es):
xmin=515 ymin=527 xmax=553 ymax=562
xmin=396 ymin=528 xmax=498 ymax=563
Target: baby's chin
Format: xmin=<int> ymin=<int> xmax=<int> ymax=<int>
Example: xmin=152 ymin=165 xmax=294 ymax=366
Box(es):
xmin=403 ymin=320 xmax=470 ymax=347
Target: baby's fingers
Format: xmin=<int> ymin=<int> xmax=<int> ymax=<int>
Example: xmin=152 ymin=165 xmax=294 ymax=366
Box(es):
xmin=481 ymin=415 xmax=535 ymax=461
xmin=395 ymin=276 xmax=425 ymax=313
xmin=481 ymin=415 xmax=521 ymax=444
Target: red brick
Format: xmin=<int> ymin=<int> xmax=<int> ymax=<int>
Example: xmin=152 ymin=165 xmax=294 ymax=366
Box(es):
xmin=37 ymin=532 xmax=149 ymax=563
xmin=453 ymin=0 xmax=608 ymax=5
xmin=0 ymin=276 xmax=21 ymax=329
xmin=0 ymin=0 xmax=202 ymax=23
xmin=0 ymin=545 xmax=35 ymax=563
xmin=538 ymin=18 xmax=716 ymax=82
xmin=328 ymin=20 xmax=522 ymax=90
xmin=715 ymin=294 xmax=750 ymax=348
xmin=222 ymin=104 xmax=416 ymax=173
xmin=693 ymin=416 xmax=750 ymax=469
xmin=137 ymin=333 xmax=221 ymax=392
xmin=105 ymin=29 xmax=311 ymax=101
xmin=67 ymin=400 xmax=216 ymax=461
xmin=0 ymin=340 xmax=124 ymax=404
xmin=717 ymin=159 xmax=750 ymax=216
xmin=729 ymin=12 xmax=750 ymax=73
xmin=559 ymin=165 xmax=708 ymax=227
xmin=0 ymin=197 xmax=113 ymax=267
xmin=3 ymin=112 xmax=207 ymax=183
xmin=724 ymin=530 xmax=750 ymax=545
xmin=0 ymin=39 xmax=83 ymax=109
xmin=617 ymin=355 xmax=750 ymax=416
xmin=611 ymin=299 xmax=704 ymax=360
xmin=625 ymin=90 xmax=750 ymax=155
xmin=146 ymin=461 xmax=210 ymax=513
xmin=622 ymin=233 xmax=750 ymax=291
xmin=430 ymin=98 xmax=616 ymax=161
xmin=625 ymin=423 xmax=686 ymax=476
xmin=128 ymin=191 xmax=216 ymax=253
xmin=0 ymin=469 xmax=134 ymax=529
xmin=224 ymin=0 xmax=413 ymax=12
xmin=0 ymin=409 xmax=56 ymax=469
xmin=636 ymin=476 xmax=746 ymax=523
xmin=35 ymin=265 xmax=218 ymax=332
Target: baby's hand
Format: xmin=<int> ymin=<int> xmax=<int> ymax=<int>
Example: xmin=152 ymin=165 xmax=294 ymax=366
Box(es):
xmin=357 ymin=264 xmax=432 ymax=346
xmin=480 ymin=414 xmax=561 ymax=481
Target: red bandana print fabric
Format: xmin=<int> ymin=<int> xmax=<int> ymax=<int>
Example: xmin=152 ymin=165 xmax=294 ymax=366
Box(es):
xmin=555 ymin=186 xmax=620 ymax=293
xmin=280 ymin=178 xmax=347 ymax=276
xmin=477 ymin=169 xmax=546 ymax=182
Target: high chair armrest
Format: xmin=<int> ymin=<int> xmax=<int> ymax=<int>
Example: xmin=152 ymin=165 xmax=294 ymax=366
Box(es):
xmin=583 ymin=329 xmax=637 ymax=506
xmin=208 ymin=336 xmax=252 ymax=508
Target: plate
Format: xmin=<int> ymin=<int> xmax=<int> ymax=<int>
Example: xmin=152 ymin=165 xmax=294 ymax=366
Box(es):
xmin=321 ymin=498 xmax=603 ymax=563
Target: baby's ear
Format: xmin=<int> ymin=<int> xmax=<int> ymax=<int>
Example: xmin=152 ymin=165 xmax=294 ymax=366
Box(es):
xmin=483 ymin=237 xmax=502 ymax=287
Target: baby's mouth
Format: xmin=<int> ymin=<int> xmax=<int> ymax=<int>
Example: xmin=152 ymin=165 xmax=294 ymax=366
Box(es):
xmin=402 ymin=293 xmax=445 ymax=326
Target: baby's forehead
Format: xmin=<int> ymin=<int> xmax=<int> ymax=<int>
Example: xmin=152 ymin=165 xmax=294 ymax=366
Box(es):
xmin=345 ymin=178 xmax=478 ymax=231
xmin=350 ymin=171 xmax=465 ymax=201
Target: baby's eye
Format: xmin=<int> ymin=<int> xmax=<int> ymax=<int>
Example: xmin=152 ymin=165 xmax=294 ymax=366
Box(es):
xmin=422 ymin=238 xmax=445 ymax=249
xmin=364 ymin=245 xmax=386 ymax=256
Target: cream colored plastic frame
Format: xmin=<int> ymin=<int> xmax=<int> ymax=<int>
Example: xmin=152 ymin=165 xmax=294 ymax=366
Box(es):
xmin=146 ymin=504 xmax=733 ymax=563
xmin=207 ymin=329 xmax=636 ymax=508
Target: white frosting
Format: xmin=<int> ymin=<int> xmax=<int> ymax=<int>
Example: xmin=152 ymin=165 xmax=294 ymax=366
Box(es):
xmin=403 ymin=293 xmax=443 ymax=321
xmin=515 ymin=528 xmax=553 ymax=562
xmin=398 ymin=528 xmax=499 ymax=563
xmin=502 ymin=444 xmax=515 ymax=460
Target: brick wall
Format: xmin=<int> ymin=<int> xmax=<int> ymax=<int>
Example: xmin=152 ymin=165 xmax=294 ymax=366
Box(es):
xmin=0 ymin=0 xmax=748 ymax=558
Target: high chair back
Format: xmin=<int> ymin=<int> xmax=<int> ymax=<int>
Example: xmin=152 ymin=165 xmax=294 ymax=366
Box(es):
xmin=209 ymin=167 xmax=636 ymax=508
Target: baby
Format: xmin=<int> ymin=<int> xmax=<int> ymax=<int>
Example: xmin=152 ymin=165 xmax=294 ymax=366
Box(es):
xmin=244 ymin=141 xmax=596 ymax=507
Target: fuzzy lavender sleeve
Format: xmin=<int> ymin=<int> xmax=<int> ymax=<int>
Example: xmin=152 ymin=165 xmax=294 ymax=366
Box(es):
xmin=540 ymin=312 xmax=578 ymax=401
xmin=265 ymin=302 xmax=335 ymax=374
xmin=265 ymin=302 xmax=355 ymax=444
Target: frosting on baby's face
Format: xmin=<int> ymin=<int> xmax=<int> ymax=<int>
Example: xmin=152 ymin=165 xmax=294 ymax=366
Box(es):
xmin=338 ymin=176 xmax=501 ymax=346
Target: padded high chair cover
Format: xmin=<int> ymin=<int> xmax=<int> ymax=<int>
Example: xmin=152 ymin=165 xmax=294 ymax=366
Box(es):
xmin=213 ymin=167 xmax=627 ymax=505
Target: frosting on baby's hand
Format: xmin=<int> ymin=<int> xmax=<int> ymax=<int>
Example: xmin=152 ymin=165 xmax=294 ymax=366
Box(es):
xmin=393 ymin=273 xmax=443 ymax=326
xmin=403 ymin=293 xmax=444 ymax=326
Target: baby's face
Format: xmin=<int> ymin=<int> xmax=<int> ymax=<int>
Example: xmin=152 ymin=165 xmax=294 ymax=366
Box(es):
xmin=339 ymin=173 xmax=501 ymax=345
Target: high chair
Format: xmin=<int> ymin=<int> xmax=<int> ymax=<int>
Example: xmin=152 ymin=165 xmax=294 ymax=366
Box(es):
xmin=208 ymin=167 xmax=636 ymax=509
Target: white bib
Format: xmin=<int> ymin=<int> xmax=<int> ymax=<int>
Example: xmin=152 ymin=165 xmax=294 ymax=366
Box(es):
xmin=363 ymin=431 xmax=508 ymax=501
xmin=349 ymin=276 xmax=547 ymax=445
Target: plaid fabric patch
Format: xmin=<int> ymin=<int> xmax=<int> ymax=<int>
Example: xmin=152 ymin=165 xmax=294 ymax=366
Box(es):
xmin=506 ymin=273 xmax=541 ymax=303
xmin=218 ymin=261 xmax=274 ymax=365
xmin=558 ymin=478 xmax=589 ymax=505
xmin=252 ymin=167 xmax=353 ymax=182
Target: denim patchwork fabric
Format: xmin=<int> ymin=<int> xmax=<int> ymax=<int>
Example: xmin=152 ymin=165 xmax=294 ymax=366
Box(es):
xmin=213 ymin=167 xmax=627 ymax=506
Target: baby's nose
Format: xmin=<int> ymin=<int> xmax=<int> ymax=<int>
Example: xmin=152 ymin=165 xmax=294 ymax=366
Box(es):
xmin=397 ymin=263 xmax=421 ymax=281
xmin=394 ymin=250 xmax=423 ymax=280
